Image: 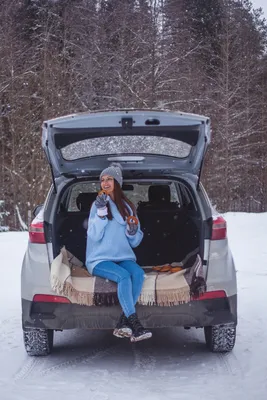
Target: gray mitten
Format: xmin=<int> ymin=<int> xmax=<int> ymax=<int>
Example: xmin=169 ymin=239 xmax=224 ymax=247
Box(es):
xmin=95 ymin=193 xmax=109 ymax=217
xmin=95 ymin=193 xmax=108 ymax=209
xmin=127 ymin=217 xmax=138 ymax=235
xmin=127 ymin=223 xmax=138 ymax=235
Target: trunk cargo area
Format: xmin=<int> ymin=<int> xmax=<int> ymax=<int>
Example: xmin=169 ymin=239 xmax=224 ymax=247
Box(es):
xmin=53 ymin=182 xmax=202 ymax=268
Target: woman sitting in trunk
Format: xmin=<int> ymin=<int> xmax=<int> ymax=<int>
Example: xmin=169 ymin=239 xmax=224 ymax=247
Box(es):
xmin=85 ymin=163 xmax=152 ymax=342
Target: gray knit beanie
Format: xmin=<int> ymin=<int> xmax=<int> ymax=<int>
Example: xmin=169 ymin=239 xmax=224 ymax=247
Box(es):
xmin=100 ymin=162 xmax=123 ymax=187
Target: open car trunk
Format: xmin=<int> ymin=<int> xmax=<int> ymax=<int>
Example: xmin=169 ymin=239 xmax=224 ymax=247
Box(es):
xmin=53 ymin=179 xmax=202 ymax=269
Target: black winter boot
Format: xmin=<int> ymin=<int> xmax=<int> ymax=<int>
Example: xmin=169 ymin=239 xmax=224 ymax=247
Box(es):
xmin=113 ymin=314 xmax=132 ymax=338
xmin=127 ymin=313 xmax=152 ymax=342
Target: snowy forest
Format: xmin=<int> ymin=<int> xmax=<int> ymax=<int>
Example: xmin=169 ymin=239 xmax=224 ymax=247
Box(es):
xmin=0 ymin=0 xmax=267 ymax=229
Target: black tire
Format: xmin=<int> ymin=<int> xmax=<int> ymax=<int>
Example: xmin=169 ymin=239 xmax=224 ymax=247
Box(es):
xmin=23 ymin=327 xmax=54 ymax=356
xmin=204 ymin=323 xmax=236 ymax=353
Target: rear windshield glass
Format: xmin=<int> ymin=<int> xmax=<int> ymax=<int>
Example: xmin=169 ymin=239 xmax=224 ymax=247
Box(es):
xmin=61 ymin=136 xmax=191 ymax=160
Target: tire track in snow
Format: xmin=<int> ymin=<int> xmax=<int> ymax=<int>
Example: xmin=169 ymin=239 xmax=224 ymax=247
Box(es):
xmin=13 ymin=356 xmax=43 ymax=382
xmin=215 ymin=352 xmax=243 ymax=377
xmin=39 ymin=342 xmax=121 ymax=377
xmin=13 ymin=340 xmax=121 ymax=382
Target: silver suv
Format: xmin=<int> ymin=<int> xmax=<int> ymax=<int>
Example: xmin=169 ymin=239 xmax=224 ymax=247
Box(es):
xmin=21 ymin=110 xmax=237 ymax=356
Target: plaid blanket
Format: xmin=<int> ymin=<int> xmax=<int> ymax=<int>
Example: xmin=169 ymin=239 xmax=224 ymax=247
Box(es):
xmin=50 ymin=247 xmax=206 ymax=307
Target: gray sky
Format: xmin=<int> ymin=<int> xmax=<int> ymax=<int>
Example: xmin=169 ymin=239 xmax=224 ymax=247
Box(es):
xmin=252 ymin=0 xmax=267 ymax=17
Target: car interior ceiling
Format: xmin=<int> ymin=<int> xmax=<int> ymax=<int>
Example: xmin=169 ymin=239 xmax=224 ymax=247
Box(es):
xmin=55 ymin=182 xmax=200 ymax=267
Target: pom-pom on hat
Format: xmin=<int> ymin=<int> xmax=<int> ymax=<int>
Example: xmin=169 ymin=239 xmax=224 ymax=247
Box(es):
xmin=100 ymin=162 xmax=123 ymax=187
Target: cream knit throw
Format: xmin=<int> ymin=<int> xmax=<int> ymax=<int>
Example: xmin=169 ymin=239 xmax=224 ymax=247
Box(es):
xmin=50 ymin=247 xmax=205 ymax=307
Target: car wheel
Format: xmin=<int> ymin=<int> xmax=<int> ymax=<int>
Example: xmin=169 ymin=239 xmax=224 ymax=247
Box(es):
xmin=204 ymin=323 xmax=236 ymax=353
xmin=23 ymin=327 xmax=54 ymax=356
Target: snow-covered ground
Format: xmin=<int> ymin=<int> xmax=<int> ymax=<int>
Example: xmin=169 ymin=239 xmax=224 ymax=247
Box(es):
xmin=0 ymin=213 xmax=266 ymax=400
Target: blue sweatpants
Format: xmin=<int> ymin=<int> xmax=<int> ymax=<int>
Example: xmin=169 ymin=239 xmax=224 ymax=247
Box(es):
xmin=92 ymin=260 xmax=145 ymax=317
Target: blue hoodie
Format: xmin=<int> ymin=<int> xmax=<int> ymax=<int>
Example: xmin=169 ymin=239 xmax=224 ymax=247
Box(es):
xmin=85 ymin=199 xmax=143 ymax=274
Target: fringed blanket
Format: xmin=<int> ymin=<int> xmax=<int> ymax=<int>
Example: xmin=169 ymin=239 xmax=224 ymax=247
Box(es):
xmin=50 ymin=247 xmax=206 ymax=307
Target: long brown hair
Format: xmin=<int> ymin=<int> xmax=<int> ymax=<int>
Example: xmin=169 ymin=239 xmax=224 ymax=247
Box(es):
xmin=106 ymin=180 xmax=136 ymax=220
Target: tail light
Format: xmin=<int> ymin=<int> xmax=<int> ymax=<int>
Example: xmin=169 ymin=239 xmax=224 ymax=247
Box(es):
xmin=193 ymin=290 xmax=226 ymax=301
xmin=33 ymin=294 xmax=70 ymax=303
xmin=29 ymin=221 xmax=46 ymax=244
xmin=211 ymin=216 xmax=227 ymax=240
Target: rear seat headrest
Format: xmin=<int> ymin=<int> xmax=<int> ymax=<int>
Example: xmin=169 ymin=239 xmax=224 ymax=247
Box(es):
xmin=76 ymin=192 xmax=98 ymax=212
xmin=148 ymin=185 xmax=171 ymax=203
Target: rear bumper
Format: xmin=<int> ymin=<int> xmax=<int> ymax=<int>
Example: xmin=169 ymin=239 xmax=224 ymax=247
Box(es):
xmin=22 ymin=295 xmax=237 ymax=330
